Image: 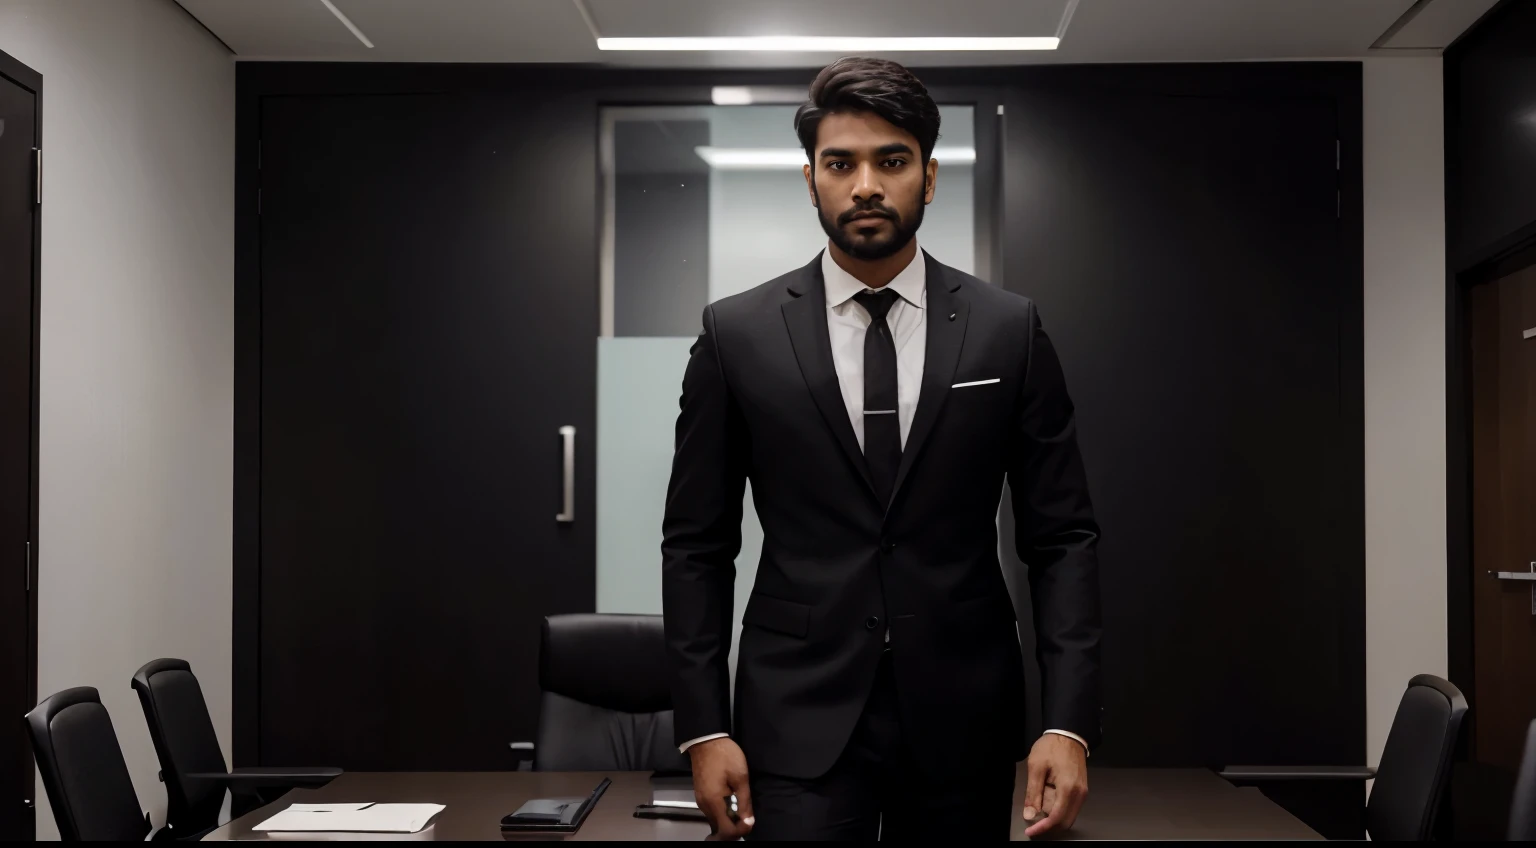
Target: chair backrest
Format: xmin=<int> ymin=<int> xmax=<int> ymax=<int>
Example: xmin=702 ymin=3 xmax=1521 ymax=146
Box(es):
xmin=25 ymin=687 xmax=150 ymax=842
xmin=1510 ymin=720 xmax=1536 ymax=841
xmin=1366 ymin=674 xmax=1468 ymax=841
xmin=131 ymin=658 xmax=229 ymax=836
xmin=535 ymin=613 xmax=688 ymax=772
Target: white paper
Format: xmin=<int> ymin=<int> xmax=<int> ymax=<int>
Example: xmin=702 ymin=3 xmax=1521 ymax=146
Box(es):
xmin=254 ymin=803 xmax=446 ymax=833
xmin=287 ymin=803 xmax=376 ymax=813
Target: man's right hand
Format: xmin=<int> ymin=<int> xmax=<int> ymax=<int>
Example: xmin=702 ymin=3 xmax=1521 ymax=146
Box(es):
xmin=687 ymin=737 xmax=755 ymax=840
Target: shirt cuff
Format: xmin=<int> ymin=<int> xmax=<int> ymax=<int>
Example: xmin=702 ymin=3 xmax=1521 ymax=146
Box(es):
xmin=1043 ymin=728 xmax=1090 ymax=757
xmin=679 ymin=732 xmax=729 ymax=754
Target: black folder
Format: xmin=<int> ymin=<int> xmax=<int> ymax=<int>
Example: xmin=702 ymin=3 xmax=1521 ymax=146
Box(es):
xmin=500 ymin=777 xmax=611 ymax=833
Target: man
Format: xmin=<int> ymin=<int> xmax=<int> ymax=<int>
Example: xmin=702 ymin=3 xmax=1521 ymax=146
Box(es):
xmin=662 ymin=57 xmax=1102 ymax=841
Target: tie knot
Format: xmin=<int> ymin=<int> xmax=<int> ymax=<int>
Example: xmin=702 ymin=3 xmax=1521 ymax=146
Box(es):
xmin=853 ymin=288 xmax=901 ymax=322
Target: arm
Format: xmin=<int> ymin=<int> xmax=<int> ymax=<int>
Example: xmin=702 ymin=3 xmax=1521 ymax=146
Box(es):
xmin=1009 ymin=304 xmax=1103 ymax=747
xmin=1009 ymin=305 xmax=1102 ymax=837
xmin=662 ymin=304 xmax=749 ymax=747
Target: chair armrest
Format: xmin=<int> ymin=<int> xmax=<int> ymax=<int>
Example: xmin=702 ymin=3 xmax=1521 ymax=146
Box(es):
xmin=1219 ymin=765 xmax=1377 ymax=781
xmin=510 ymin=741 xmax=535 ymax=771
xmin=188 ymin=766 xmax=342 ymax=789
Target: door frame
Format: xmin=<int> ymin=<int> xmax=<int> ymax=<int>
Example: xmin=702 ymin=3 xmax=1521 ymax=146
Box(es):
xmin=0 ymin=45 xmax=41 ymax=841
xmin=1445 ymin=231 xmax=1536 ymax=737
xmin=1442 ymin=17 xmax=1536 ymax=747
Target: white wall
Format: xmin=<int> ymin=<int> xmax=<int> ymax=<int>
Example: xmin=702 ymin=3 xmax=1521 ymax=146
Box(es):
xmin=1361 ymin=56 xmax=1446 ymax=769
xmin=0 ymin=0 xmax=234 ymax=837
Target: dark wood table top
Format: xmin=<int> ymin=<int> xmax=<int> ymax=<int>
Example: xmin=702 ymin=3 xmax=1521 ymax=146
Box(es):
xmin=202 ymin=766 xmax=1321 ymax=841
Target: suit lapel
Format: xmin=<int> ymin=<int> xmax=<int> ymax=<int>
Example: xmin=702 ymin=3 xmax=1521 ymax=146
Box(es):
xmin=782 ymin=256 xmax=878 ymax=499
xmin=891 ymin=255 xmax=969 ymax=506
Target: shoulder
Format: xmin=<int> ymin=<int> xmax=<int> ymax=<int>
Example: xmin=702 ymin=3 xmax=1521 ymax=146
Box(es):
xmin=705 ymin=265 xmax=805 ymax=325
xmin=937 ymin=262 xmax=1036 ymax=319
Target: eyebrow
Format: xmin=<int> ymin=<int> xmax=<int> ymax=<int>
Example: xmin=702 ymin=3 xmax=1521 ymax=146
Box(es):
xmin=818 ymin=142 xmax=916 ymax=159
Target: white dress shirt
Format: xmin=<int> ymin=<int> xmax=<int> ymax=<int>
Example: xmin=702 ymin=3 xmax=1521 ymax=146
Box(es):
xmin=823 ymin=246 xmax=927 ymax=451
xmin=680 ymin=245 xmax=1087 ymax=757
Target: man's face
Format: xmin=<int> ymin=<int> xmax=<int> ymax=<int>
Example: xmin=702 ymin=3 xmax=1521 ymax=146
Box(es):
xmin=804 ymin=110 xmax=938 ymax=261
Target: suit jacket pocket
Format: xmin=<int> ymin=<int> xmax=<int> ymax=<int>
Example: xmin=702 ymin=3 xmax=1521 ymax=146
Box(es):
xmin=742 ymin=593 xmax=811 ymax=638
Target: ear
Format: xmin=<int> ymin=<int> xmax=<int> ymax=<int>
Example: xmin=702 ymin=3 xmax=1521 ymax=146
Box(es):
xmin=924 ymin=158 xmax=938 ymax=205
xmin=804 ymin=163 xmax=817 ymax=208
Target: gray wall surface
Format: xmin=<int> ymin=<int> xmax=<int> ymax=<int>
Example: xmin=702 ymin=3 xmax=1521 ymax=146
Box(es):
xmin=1361 ymin=56 xmax=1445 ymax=770
xmin=0 ymin=0 xmax=234 ymax=837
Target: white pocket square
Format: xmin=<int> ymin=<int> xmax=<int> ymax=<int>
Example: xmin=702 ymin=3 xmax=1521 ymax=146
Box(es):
xmin=951 ymin=378 xmax=1001 ymax=389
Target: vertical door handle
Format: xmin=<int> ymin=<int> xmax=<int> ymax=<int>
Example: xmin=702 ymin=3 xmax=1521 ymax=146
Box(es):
xmin=556 ymin=425 xmax=576 ymax=523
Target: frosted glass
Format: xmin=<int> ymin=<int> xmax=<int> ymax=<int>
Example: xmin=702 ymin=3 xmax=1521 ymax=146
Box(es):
xmin=597 ymin=337 xmax=691 ymax=614
xmin=597 ymin=338 xmax=765 ymax=674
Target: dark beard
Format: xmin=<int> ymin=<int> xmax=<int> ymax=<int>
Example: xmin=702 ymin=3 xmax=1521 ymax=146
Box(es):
xmin=814 ymin=182 xmax=926 ymax=261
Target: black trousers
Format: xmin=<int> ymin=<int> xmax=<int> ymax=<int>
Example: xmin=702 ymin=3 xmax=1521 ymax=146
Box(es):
xmin=746 ymin=651 xmax=1017 ymax=841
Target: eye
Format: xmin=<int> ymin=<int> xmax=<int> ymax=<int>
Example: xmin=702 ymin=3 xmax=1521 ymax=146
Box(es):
xmin=827 ymin=161 xmax=852 ymax=171
xmin=881 ymin=158 xmax=907 ymax=168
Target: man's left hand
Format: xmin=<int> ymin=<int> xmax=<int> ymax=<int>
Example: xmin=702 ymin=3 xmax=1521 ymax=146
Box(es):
xmin=1022 ymin=733 xmax=1088 ymax=837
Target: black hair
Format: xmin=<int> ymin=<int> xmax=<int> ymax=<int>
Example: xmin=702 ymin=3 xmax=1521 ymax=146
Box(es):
xmin=794 ymin=57 xmax=941 ymax=163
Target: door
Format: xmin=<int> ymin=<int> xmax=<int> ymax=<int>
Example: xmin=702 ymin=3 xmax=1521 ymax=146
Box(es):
xmin=1469 ymin=264 xmax=1536 ymax=774
xmin=0 ymin=55 xmax=39 ymax=841
xmin=256 ymin=92 xmax=596 ymax=769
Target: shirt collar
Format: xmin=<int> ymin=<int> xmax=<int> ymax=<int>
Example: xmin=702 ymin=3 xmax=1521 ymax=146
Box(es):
xmin=821 ymin=243 xmax=927 ymax=310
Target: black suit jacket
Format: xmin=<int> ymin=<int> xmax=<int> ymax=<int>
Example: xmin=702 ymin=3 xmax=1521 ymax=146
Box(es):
xmin=662 ymin=252 xmax=1101 ymax=780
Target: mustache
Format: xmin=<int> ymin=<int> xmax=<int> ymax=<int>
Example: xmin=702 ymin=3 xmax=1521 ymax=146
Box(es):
xmin=836 ymin=203 xmax=900 ymax=227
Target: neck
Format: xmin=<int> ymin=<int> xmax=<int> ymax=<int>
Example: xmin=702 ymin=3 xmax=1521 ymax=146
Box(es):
xmin=827 ymin=238 xmax=918 ymax=289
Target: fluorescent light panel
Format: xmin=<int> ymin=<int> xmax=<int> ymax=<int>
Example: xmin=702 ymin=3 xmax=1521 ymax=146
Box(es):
xmin=599 ymin=36 xmax=1058 ymax=52
xmin=318 ymin=0 xmax=374 ymax=48
xmin=696 ymin=146 xmax=977 ymax=169
xmin=710 ymin=86 xmax=808 ymax=106
xmin=711 ymin=87 xmax=754 ymax=106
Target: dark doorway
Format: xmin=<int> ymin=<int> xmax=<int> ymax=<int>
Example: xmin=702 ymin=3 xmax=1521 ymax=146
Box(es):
xmin=0 ymin=48 xmax=40 ymax=842
xmin=1465 ymin=260 xmax=1536 ymax=816
xmin=254 ymin=92 xmax=598 ymax=770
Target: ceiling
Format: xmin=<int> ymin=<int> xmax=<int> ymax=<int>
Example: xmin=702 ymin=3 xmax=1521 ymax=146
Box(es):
xmin=177 ymin=0 xmax=1499 ymax=66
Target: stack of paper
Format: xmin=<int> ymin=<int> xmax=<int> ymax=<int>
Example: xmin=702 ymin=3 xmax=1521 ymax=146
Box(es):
xmin=253 ymin=803 xmax=446 ymax=834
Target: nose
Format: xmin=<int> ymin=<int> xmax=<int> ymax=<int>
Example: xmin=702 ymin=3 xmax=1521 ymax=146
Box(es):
xmin=851 ymin=161 xmax=884 ymax=204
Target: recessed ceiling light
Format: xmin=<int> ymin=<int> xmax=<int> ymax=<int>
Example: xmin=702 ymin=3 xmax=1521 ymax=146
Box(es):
xmin=695 ymin=146 xmax=978 ymax=169
xmin=599 ymin=36 xmax=1058 ymax=52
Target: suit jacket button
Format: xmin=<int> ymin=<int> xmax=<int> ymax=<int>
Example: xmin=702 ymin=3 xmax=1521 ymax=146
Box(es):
xmin=880 ymin=539 xmax=895 ymax=553
xmin=865 ymin=616 xmax=881 ymax=630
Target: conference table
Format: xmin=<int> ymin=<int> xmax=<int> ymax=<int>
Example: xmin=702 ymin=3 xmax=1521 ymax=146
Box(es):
xmin=202 ymin=765 xmax=1321 ymax=841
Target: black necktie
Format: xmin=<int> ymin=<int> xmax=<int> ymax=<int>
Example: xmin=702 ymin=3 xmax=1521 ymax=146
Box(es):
xmin=854 ymin=289 xmax=902 ymax=506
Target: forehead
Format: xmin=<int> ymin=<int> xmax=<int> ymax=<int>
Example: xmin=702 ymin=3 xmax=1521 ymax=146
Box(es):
xmin=814 ymin=110 xmax=919 ymax=152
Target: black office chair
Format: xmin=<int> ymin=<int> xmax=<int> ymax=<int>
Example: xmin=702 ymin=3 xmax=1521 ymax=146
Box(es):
xmin=1222 ymin=673 xmax=1468 ymax=841
xmin=528 ymin=613 xmax=689 ymax=772
xmin=26 ymin=687 xmax=152 ymax=842
xmin=1510 ymin=720 xmax=1536 ymax=841
xmin=131 ymin=659 xmax=340 ymax=838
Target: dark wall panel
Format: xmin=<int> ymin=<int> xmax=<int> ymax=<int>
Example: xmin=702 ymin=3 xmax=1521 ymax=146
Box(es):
xmin=1003 ymin=70 xmax=1362 ymax=767
xmin=235 ymin=63 xmax=1364 ymax=773
xmin=256 ymin=92 xmax=599 ymax=769
xmin=1448 ymin=0 xmax=1536 ymax=268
